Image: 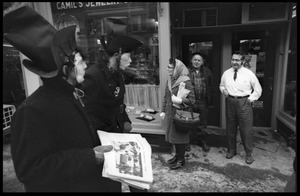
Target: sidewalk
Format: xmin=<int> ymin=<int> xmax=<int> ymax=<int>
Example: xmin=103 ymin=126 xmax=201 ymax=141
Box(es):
xmin=3 ymin=128 xmax=295 ymax=192
xmin=141 ymin=127 xmax=295 ymax=192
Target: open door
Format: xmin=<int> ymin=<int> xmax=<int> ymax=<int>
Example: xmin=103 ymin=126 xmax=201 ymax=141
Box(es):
xmin=182 ymin=34 xmax=221 ymax=127
xmin=232 ymin=29 xmax=278 ymax=127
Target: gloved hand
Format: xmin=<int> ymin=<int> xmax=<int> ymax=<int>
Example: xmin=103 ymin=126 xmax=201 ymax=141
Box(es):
xmin=93 ymin=145 xmax=113 ymax=164
xmin=172 ymin=94 xmax=182 ymax=104
xmin=160 ymin=112 xmax=166 ymax=120
xmin=123 ymin=121 xmax=132 ymax=133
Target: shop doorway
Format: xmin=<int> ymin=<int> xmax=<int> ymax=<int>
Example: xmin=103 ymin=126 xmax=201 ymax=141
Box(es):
xmin=232 ymin=30 xmax=278 ymax=127
xmin=182 ymin=34 xmax=221 ymax=127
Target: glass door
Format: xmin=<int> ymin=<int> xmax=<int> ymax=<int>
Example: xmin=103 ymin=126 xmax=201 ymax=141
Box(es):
xmin=232 ymin=29 xmax=279 ymax=127
xmin=182 ymin=34 xmax=222 ymax=127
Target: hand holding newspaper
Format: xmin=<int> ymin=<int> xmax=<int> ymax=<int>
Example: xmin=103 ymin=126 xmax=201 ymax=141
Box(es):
xmin=173 ymin=82 xmax=190 ymax=109
xmin=97 ymin=130 xmax=153 ymax=190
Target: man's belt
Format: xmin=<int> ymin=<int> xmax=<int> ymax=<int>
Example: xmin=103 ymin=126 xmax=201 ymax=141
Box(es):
xmin=228 ymin=95 xmax=249 ymax=99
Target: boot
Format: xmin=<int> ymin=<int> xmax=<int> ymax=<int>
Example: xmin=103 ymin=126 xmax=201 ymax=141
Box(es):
xmin=226 ymin=151 xmax=237 ymax=159
xmin=167 ymin=155 xmax=177 ymax=164
xmin=170 ymin=159 xmax=185 ymax=170
xmin=197 ymin=128 xmax=210 ymax=152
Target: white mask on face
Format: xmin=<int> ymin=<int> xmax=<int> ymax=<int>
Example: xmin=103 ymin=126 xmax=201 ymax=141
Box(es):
xmin=74 ymin=52 xmax=87 ymax=83
xmin=119 ymin=52 xmax=132 ymax=70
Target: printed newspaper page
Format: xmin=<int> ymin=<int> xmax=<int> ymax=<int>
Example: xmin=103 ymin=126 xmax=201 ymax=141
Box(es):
xmin=97 ymin=131 xmax=153 ymax=189
xmin=173 ymin=82 xmax=190 ymax=109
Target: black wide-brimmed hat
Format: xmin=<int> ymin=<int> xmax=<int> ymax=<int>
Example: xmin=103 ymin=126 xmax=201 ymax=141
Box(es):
xmin=3 ymin=5 xmax=77 ymax=78
xmin=106 ymin=35 xmax=143 ymax=55
xmin=101 ymin=17 xmax=143 ymax=55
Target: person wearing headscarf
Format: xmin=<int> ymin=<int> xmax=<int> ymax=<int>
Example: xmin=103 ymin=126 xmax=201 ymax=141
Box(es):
xmin=4 ymin=4 xmax=117 ymax=192
xmin=159 ymin=58 xmax=195 ymax=170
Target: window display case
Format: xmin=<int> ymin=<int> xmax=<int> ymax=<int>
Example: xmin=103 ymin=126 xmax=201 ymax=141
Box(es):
xmin=51 ymin=2 xmax=160 ymax=110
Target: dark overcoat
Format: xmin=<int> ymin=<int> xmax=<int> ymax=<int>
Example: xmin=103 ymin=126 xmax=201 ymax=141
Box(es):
xmin=81 ymin=61 xmax=130 ymax=133
xmin=10 ymin=77 xmax=120 ymax=192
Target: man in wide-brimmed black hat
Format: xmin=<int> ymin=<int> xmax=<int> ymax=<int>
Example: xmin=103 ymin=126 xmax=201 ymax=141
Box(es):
xmin=80 ymin=20 xmax=146 ymax=191
xmin=4 ymin=4 xmax=119 ymax=192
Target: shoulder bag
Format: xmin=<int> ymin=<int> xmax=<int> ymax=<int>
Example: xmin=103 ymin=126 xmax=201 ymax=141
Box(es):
xmin=173 ymin=107 xmax=200 ymax=132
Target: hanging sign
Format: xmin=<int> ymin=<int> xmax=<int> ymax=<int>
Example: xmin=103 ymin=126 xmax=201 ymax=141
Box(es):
xmin=53 ymin=2 xmax=129 ymax=11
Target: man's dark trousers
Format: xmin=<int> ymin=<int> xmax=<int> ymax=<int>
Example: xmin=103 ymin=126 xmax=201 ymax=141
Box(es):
xmin=191 ymin=99 xmax=208 ymax=142
xmin=225 ymin=97 xmax=253 ymax=156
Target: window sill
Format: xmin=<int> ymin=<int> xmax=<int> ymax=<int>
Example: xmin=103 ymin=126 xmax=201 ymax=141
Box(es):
xmin=276 ymin=110 xmax=296 ymax=132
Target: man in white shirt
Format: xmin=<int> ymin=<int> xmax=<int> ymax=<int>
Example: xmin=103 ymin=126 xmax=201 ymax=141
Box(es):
xmin=219 ymin=51 xmax=262 ymax=164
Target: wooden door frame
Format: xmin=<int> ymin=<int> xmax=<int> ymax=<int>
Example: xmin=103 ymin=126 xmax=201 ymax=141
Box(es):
xmin=231 ymin=29 xmax=279 ymax=127
xmin=181 ymin=33 xmax=222 ymax=127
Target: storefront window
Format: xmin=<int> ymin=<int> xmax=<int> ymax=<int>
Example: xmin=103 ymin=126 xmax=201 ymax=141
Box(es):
xmin=51 ymin=2 xmax=159 ymax=84
xmin=51 ymin=2 xmax=160 ymax=113
xmin=3 ymin=43 xmax=26 ymax=107
xmin=283 ymin=4 xmax=297 ymax=118
xmin=248 ymin=3 xmax=287 ymax=21
xmin=3 ymin=2 xmax=26 ymax=107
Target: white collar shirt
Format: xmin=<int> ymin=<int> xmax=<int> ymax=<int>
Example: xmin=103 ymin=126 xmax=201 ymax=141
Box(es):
xmin=219 ymin=66 xmax=262 ymax=102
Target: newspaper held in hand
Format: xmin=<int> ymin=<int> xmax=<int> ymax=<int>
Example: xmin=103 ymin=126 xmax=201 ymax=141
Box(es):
xmin=97 ymin=130 xmax=153 ymax=190
xmin=173 ymin=82 xmax=190 ymax=109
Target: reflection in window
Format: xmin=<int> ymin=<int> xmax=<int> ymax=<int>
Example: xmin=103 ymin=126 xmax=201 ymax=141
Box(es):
xmin=283 ymin=4 xmax=297 ymax=118
xmin=51 ymin=2 xmax=159 ymax=85
xmin=51 ymin=2 xmax=160 ymax=111
xmin=3 ymin=45 xmax=26 ymax=107
xmin=239 ymin=39 xmax=265 ymax=75
xmin=248 ymin=2 xmax=287 ymax=21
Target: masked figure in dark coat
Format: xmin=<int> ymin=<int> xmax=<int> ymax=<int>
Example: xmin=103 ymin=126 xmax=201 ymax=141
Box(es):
xmin=80 ymin=31 xmax=146 ymax=192
xmin=81 ymin=36 xmax=142 ymax=134
xmin=4 ymin=4 xmax=118 ymax=192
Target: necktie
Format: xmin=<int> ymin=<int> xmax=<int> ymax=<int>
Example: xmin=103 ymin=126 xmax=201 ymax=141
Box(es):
xmin=233 ymin=69 xmax=237 ymax=81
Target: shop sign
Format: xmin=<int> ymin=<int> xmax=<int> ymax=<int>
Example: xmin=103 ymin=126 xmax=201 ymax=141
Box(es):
xmin=53 ymin=2 xmax=129 ymax=11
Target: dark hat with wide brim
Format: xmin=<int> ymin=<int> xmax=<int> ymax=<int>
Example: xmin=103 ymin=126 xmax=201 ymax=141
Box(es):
xmin=106 ymin=35 xmax=143 ymax=55
xmin=3 ymin=5 xmax=77 ymax=78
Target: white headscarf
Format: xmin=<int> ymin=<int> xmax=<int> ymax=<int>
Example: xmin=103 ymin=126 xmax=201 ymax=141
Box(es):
xmin=168 ymin=59 xmax=190 ymax=91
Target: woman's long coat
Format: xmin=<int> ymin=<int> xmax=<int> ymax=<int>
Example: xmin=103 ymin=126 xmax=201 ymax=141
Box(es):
xmin=81 ymin=61 xmax=130 ymax=133
xmin=10 ymin=77 xmax=120 ymax=192
xmin=162 ymin=79 xmax=195 ymax=144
